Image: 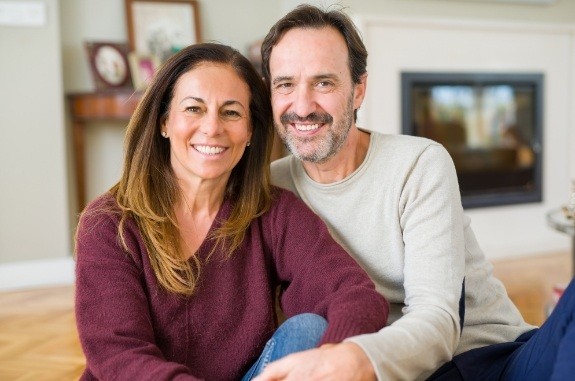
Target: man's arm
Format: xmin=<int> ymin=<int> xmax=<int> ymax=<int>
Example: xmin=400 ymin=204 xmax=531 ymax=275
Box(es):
xmin=263 ymin=144 xmax=466 ymax=380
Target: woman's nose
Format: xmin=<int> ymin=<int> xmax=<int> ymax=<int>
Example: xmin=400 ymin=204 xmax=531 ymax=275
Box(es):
xmin=199 ymin=111 xmax=223 ymax=136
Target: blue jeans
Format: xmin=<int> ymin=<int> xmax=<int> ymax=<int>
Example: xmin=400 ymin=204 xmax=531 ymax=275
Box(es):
xmin=502 ymin=277 xmax=575 ymax=381
xmin=429 ymin=278 xmax=575 ymax=381
xmin=241 ymin=313 xmax=328 ymax=381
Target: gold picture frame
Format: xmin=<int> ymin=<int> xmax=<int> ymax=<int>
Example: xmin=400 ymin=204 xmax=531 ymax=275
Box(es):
xmin=125 ymin=0 xmax=201 ymax=63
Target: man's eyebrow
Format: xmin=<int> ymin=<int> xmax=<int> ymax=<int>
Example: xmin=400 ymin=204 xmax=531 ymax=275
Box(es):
xmin=313 ymin=73 xmax=339 ymax=81
xmin=272 ymin=76 xmax=293 ymax=86
xmin=272 ymin=74 xmax=340 ymax=86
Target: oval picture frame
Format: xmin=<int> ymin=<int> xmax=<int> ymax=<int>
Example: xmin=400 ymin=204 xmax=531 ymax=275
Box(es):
xmin=85 ymin=41 xmax=133 ymax=90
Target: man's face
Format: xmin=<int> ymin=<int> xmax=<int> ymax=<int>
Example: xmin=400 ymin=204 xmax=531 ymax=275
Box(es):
xmin=269 ymin=27 xmax=364 ymax=163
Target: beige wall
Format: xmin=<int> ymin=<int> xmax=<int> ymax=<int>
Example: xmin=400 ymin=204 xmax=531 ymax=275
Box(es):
xmin=357 ymin=16 xmax=575 ymax=259
xmin=0 ymin=0 xmax=70 ymax=264
xmin=1 ymin=0 xmax=574 ymax=269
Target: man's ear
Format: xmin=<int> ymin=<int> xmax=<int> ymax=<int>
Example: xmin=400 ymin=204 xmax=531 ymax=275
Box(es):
xmin=353 ymin=73 xmax=368 ymax=110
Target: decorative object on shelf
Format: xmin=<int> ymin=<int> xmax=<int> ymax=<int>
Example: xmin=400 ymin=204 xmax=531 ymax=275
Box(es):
xmin=562 ymin=180 xmax=575 ymax=219
xmin=125 ymin=0 xmax=201 ymax=63
xmin=128 ymin=52 xmax=161 ymax=90
xmin=84 ymin=41 xmax=133 ymax=90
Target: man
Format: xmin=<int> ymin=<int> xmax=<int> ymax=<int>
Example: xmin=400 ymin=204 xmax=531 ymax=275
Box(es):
xmin=253 ymin=4 xmax=575 ymax=381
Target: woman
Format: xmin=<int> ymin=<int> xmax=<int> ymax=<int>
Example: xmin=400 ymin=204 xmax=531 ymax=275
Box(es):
xmin=74 ymin=43 xmax=388 ymax=381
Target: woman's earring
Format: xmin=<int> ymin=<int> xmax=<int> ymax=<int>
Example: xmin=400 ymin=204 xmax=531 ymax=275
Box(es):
xmin=246 ymin=141 xmax=251 ymax=147
xmin=161 ymin=131 xmax=168 ymax=138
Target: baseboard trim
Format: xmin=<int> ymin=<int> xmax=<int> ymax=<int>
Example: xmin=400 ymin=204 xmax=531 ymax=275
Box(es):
xmin=0 ymin=257 xmax=75 ymax=292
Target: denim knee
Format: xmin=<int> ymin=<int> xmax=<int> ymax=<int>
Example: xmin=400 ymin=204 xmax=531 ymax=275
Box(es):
xmin=275 ymin=313 xmax=328 ymax=342
xmin=240 ymin=313 xmax=328 ymax=380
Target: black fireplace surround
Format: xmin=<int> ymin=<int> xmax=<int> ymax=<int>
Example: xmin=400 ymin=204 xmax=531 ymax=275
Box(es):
xmin=401 ymin=72 xmax=543 ymax=209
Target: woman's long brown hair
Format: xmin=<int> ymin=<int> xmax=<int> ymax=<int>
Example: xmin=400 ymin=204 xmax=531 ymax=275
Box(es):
xmin=107 ymin=43 xmax=274 ymax=295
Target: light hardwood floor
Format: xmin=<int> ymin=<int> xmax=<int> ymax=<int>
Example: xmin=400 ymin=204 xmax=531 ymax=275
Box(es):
xmin=0 ymin=251 xmax=572 ymax=381
xmin=0 ymin=287 xmax=85 ymax=380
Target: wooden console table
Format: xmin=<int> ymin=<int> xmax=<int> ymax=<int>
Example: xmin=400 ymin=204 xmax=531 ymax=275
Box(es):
xmin=67 ymin=90 xmax=142 ymax=211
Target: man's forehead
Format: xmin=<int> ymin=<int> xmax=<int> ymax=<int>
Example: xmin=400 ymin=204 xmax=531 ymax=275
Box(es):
xmin=269 ymin=27 xmax=349 ymax=77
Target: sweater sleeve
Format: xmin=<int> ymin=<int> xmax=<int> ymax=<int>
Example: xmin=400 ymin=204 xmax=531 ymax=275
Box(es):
xmin=267 ymin=189 xmax=389 ymax=344
xmin=346 ymin=144 xmax=466 ymax=381
xmin=75 ymin=199 xmax=200 ymax=381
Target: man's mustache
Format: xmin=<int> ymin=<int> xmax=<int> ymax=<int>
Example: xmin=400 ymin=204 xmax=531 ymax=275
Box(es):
xmin=280 ymin=112 xmax=333 ymax=125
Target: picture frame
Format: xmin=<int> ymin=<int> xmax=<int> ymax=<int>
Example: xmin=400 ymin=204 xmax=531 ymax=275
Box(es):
xmin=128 ymin=52 xmax=161 ymax=90
xmin=125 ymin=0 xmax=201 ymax=63
xmin=84 ymin=41 xmax=133 ymax=90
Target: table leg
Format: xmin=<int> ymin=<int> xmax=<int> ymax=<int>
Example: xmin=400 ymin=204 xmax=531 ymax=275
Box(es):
xmin=72 ymin=120 xmax=86 ymax=213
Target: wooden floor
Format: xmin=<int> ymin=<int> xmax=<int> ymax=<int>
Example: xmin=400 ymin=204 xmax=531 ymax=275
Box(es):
xmin=0 ymin=251 xmax=572 ymax=381
xmin=0 ymin=287 xmax=85 ymax=380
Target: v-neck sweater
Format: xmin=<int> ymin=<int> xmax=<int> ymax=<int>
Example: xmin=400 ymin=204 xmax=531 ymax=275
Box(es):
xmin=75 ymin=188 xmax=388 ymax=380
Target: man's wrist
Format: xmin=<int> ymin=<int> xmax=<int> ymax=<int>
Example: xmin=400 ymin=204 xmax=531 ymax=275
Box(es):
xmin=342 ymin=341 xmax=377 ymax=380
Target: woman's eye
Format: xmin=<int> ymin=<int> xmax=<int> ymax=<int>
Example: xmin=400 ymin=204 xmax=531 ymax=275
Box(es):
xmin=185 ymin=106 xmax=202 ymax=113
xmin=221 ymin=110 xmax=242 ymax=120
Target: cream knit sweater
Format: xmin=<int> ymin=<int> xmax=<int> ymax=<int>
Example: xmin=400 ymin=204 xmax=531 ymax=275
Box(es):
xmin=271 ymin=132 xmax=535 ymax=381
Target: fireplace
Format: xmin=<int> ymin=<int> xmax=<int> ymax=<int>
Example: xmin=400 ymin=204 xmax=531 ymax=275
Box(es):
xmin=401 ymin=72 xmax=543 ymax=209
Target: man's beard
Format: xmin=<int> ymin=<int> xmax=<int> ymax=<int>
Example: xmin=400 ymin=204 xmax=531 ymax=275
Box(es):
xmin=275 ymin=94 xmax=355 ymax=164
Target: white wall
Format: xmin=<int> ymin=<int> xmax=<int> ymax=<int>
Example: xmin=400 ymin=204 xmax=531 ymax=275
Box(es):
xmin=61 ymin=0 xmax=575 ymax=216
xmin=1 ymin=0 xmax=574 ymax=289
xmin=59 ymin=0 xmax=282 ymax=207
xmin=0 ymin=0 xmax=70 ymax=265
xmin=356 ymin=16 xmax=575 ymax=259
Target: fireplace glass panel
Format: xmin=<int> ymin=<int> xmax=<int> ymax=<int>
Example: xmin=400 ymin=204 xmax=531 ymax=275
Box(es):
xmin=402 ymin=72 xmax=543 ymax=208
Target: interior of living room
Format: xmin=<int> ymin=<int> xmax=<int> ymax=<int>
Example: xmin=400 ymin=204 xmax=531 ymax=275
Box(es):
xmin=0 ymin=0 xmax=574 ymax=378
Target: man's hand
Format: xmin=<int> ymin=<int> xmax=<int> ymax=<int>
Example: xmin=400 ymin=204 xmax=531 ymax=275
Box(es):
xmin=252 ymin=342 xmax=376 ymax=381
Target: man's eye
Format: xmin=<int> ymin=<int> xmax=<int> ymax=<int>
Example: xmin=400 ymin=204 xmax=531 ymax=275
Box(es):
xmin=317 ymin=81 xmax=333 ymax=88
xmin=275 ymin=82 xmax=294 ymax=94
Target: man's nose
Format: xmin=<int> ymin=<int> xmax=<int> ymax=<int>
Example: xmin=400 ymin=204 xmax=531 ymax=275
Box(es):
xmin=291 ymin=85 xmax=317 ymax=118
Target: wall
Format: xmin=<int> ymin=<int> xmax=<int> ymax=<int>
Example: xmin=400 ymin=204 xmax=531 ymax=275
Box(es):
xmin=356 ymin=16 xmax=575 ymax=259
xmin=0 ymin=0 xmax=70 ymax=263
xmin=1 ymin=0 xmax=574 ymax=289
xmin=62 ymin=0 xmax=575 ymax=216
xmin=59 ymin=0 xmax=281 ymax=209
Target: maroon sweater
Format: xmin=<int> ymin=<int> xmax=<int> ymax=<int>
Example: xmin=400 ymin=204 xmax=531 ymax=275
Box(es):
xmin=75 ymin=188 xmax=388 ymax=380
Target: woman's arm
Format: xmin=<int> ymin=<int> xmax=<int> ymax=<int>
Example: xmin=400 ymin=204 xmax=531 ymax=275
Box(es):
xmin=75 ymin=200 xmax=200 ymax=381
xmin=266 ymin=189 xmax=389 ymax=344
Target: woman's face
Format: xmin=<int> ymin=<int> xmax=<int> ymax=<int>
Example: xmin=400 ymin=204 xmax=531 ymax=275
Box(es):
xmin=162 ymin=63 xmax=252 ymax=187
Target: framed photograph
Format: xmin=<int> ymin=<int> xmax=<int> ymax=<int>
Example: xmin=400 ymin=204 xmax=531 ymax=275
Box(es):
xmin=125 ymin=0 xmax=201 ymax=63
xmin=128 ymin=52 xmax=161 ymax=90
xmin=84 ymin=41 xmax=133 ymax=90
